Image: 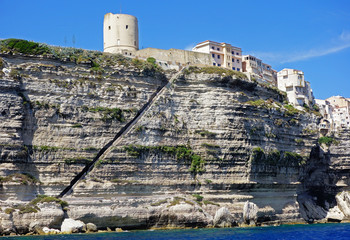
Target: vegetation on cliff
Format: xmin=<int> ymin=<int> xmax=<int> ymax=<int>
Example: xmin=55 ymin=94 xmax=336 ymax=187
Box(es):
xmin=124 ymin=144 xmax=205 ymax=175
xmin=318 ymin=136 xmax=339 ymax=146
xmin=251 ymin=147 xmax=305 ymax=166
xmin=0 ymin=38 xmax=164 ymax=76
xmin=184 ymin=66 xmax=247 ymax=79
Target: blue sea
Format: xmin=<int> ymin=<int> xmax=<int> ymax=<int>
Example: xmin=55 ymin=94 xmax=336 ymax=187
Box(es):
xmin=2 ymin=224 xmax=350 ymax=240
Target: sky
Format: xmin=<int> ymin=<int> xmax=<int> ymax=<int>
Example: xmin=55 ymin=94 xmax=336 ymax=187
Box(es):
xmin=0 ymin=0 xmax=349 ymax=99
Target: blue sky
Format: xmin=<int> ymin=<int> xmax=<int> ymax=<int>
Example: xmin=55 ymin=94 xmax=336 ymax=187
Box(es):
xmin=1 ymin=0 xmax=349 ymax=99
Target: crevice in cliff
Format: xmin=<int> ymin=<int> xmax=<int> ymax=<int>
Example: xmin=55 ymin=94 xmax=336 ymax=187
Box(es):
xmin=297 ymin=145 xmax=340 ymax=222
xmin=57 ymin=67 xmax=187 ymax=198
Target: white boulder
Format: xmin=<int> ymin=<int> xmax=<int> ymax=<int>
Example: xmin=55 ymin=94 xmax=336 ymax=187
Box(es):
xmin=60 ymin=218 xmax=86 ymax=233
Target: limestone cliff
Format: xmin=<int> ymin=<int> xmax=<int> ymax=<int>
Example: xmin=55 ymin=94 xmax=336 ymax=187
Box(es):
xmin=0 ymin=39 xmax=349 ymax=235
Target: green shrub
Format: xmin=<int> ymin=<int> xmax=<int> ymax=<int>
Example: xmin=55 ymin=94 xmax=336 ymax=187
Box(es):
xmin=201 ymin=143 xmax=220 ymax=148
xmin=0 ymin=173 xmax=38 ymax=185
xmin=283 ymin=152 xmax=304 ymax=166
xmin=71 ymin=123 xmax=83 ymax=128
xmin=88 ymin=106 xmax=125 ymax=122
xmin=195 ymin=130 xmax=216 ymax=138
xmin=184 ymin=66 xmax=247 ymax=79
xmin=31 ymin=195 xmax=68 ymax=208
xmin=146 ymin=57 xmax=156 ymax=65
xmin=0 ymin=39 xmax=51 ymax=55
xmin=205 ymin=179 xmax=212 ymax=184
xmin=9 ymin=69 xmax=21 ymax=80
xmin=123 ymin=144 xmax=205 ymax=175
xmin=64 ymin=157 xmax=91 ymax=165
xmin=192 ymin=194 xmax=204 ymax=202
xmin=284 ymin=104 xmax=300 ymax=116
xmin=5 ymin=208 xmax=15 ymax=214
xmin=251 ymin=147 xmax=265 ymax=162
xmin=167 ymin=197 xmax=183 ymax=207
xmin=318 ymin=136 xmax=338 ymax=146
xmin=135 ymin=125 xmax=145 ymax=133
xmin=151 ymin=199 xmax=168 ymax=206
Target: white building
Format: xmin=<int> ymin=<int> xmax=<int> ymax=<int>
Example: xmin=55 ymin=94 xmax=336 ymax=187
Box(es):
xmin=242 ymin=55 xmax=277 ymax=85
xmin=277 ymin=68 xmax=314 ymax=109
xmin=103 ymin=13 xmax=139 ymax=56
xmin=315 ymin=96 xmax=350 ymax=132
xmin=192 ymin=40 xmax=242 ymax=71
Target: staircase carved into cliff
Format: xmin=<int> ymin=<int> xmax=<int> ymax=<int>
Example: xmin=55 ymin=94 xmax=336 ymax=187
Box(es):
xmin=57 ymin=67 xmax=186 ymax=198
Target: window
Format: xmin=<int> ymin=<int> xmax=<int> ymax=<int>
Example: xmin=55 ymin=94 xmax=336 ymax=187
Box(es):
xmin=212 ymin=54 xmax=215 ymax=58
xmin=228 ymin=63 xmax=230 ymax=66
xmin=108 ymin=26 xmax=111 ymax=30
xmin=117 ymin=39 xmax=120 ymax=45
xmin=236 ymin=52 xmax=239 ymax=55
xmin=217 ymin=48 xmax=220 ymax=51
xmin=232 ymin=58 xmax=234 ymax=62
xmin=218 ymin=64 xmax=221 ymax=66
xmin=134 ymin=41 xmax=136 ymax=46
xmin=217 ymin=55 xmax=220 ymax=59
xmin=237 ymin=68 xmax=240 ymax=71
xmin=283 ymin=75 xmax=288 ymax=79
xmin=212 ymin=46 xmax=214 ymax=49
xmin=126 ymin=25 xmax=128 ymax=29
xmin=232 ymin=67 xmax=235 ymax=70
xmin=232 ymin=51 xmax=234 ymax=54
xmin=213 ymin=63 xmax=216 ymax=66
xmin=286 ymin=87 xmax=293 ymax=91
xmin=237 ymin=59 xmax=240 ymax=63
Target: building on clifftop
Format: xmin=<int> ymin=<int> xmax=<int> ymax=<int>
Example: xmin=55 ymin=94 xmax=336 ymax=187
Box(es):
xmin=192 ymin=40 xmax=242 ymax=71
xmin=242 ymin=55 xmax=277 ymax=85
xmin=277 ymin=68 xmax=314 ymax=109
xmin=103 ymin=13 xmax=139 ymax=56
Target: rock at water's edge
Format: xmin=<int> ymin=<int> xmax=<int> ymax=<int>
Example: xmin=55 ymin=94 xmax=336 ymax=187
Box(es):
xmin=213 ymin=207 xmax=236 ymax=227
xmin=243 ymin=201 xmax=258 ymax=225
xmin=61 ymin=218 xmax=86 ymax=233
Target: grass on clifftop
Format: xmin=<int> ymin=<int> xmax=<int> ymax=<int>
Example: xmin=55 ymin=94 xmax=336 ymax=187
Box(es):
xmin=184 ymin=66 xmax=247 ymax=79
xmin=0 ymin=38 xmax=164 ymax=76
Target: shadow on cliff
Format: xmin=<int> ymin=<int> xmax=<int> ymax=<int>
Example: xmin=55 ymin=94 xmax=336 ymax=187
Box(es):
xmin=297 ymin=145 xmax=340 ymax=222
xmin=0 ymin=79 xmax=41 ymax=200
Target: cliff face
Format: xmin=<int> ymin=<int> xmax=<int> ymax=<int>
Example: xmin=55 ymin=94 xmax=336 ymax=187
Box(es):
xmin=0 ymin=45 xmax=349 ymax=234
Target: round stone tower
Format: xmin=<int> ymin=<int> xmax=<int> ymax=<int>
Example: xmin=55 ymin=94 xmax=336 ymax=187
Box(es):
xmin=103 ymin=13 xmax=139 ymax=54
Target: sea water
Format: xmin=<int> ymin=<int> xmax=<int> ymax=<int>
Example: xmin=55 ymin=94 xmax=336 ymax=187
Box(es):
xmin=3 ymin=223 xmax=350 ymax=240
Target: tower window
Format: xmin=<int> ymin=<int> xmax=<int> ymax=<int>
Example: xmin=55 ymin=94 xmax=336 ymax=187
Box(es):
xmin=108 ymin=26 xmax=111 ymax=30
xmin=134 ymin=41 xmax=136 ymax=46
xmin=126 ymin=25 xmax=128 ymax=29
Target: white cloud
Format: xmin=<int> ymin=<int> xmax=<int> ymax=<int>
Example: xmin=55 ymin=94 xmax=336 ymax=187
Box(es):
xmin=249 ymin=31 xmax=350 ymax=64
